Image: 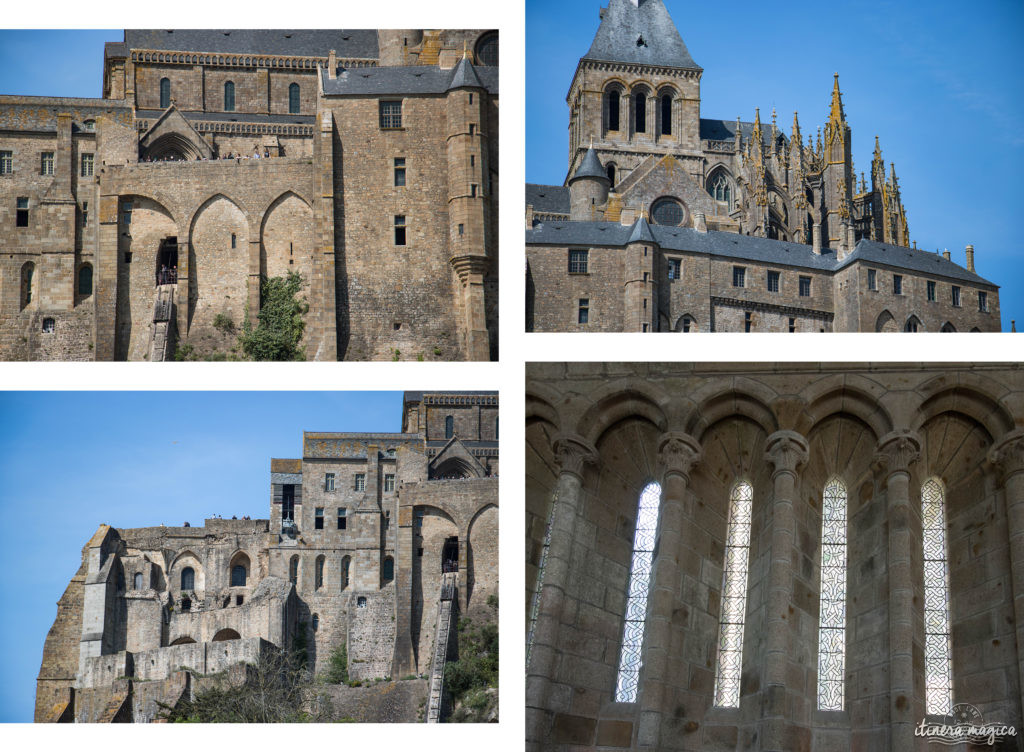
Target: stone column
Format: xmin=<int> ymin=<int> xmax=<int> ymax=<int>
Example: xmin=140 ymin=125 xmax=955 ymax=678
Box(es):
xmin=636 ymin=433 xmax=701 ymax=749
xmin=525 ymin=433 xmax=597 ymax=751
xmin=759 ymin=431 xmax=809 ymax=751
xmin=875 ymin=430 xmax=921 ymax=751
xmin=989 ymin=429 xmax=1024 ymax=726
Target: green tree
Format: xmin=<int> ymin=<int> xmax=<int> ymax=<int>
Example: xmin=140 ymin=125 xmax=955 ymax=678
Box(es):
xmin=238 ymin=272 xmax=307 ymax=361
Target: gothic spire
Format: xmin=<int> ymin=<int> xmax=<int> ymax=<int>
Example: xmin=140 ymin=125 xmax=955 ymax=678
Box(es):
xmin=828 ymin=72 xmax=845 ymax=125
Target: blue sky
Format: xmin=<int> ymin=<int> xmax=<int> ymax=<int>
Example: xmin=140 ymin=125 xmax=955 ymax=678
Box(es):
xmin=0 ymin=391 xmax=402 ymax=722
xmin=527 ymin=0 xmax=1024 ymax=331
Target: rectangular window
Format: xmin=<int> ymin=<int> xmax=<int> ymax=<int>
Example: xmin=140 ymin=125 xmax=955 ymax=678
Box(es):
xmin=325 ymin=473 xmax=335 ymax=491
xmin=458 ymin=223 xmax=464 ymax=236
xmin=384 ymin=510 xmax=391 ymax=530
xmin=799 ymin=276 xmax=811 ymax=297
xmin=121 ymin=200 xmax=133 ymax=225
xmin=744 ymin=311 xmax=752 ymax=332
xmin=668 ymin=258 xmax=681 ymax=280
xmin=979 ymin=291 xmax=988 ymax=312
xmin=867 ymin=269 xmax=876 ymax=290
xmin=471 ymin=184 xmax=477 ymax=198
xmin=282 ymin=484 xmax=295 ymax=521
xmin=124 ymin=251 xmax=132 ymax=264
xmin=0 ymin=150 xmax=12 ymax=174
xmin=952 ymin=286 xmax=961 ymax=307
xmin=379 ymin=100 xmax=402 ymax=128
xmin=40 ymin=152 xmax=54 ymax=176
xmin=230 ymin=233 xmax=236 ymax=249
xmin=767 ymin=270 xmax=780 ymax=293
xmin=16 ymin=197 xmax=29 ymax=227
xmin=394 ymin=157 xmax=406 ymax=186
xmin=469 ymin=124 xmax=476 ymax=135
xmin=82 ymin=201 xmax=88 ymax=226
xmin=568 ymin=249 xmax=588 ymax=274
xmin=81 ymin=153 xmax=94 ymax=177
xmin=394 ymin=215 xmax=406 ymax=246
xmin=578 ymin=298 xmax=589 ymax=324
xmin=314 ymin=507 xmax=324 ymax=530
xmin=354 ymin=473 xmax=366 ymax=492
xmin=337 ymin=508 xmax=347 ymax=530
xmin=788 ymin=317 xmax=796 ymax=333
xmin=384 ymin=474 xmax=395 ymax=492
xmin=733 ymin=266 xmax=745 ymax=288
xmin=893 ymin=274 xmax=903 ymax=295
xmin=927 ymin=280 xmax=936 ymax=302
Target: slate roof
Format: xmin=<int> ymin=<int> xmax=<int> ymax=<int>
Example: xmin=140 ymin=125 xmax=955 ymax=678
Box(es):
xmin=123 ymin=30 xmax=378 ymax=59
xmin=321 ymin=64 xmax=498 ymax=96
xmin=526 ymin=184 xmax=570 ymax=214
xmin=526 ymin=220 xmax=997 ymax=286
xmin=700 ymin=118 xmax=788 ymax=146
xmin=136 ymin=109 xmax=315 ymax=125
xmin=570 ymin=147 xmax=609 ymax=183
xmin=447 ymin=57 xmax=484 ymax=90
xmin=104 ymin=41 xmax=128 ymax=59
xmin=582 ymin=0 xmax=700 ymax=70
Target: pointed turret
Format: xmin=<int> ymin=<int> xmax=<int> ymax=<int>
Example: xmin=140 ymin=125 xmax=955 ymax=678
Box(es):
xmin=568 ymin=145 xmax=610 ymax=219
xmin=582 ymin=0 xmax=701 ymax=70
xmin=828 ymin=72 xmax=845 ymax=125
xmin=448 ymin=54 xmax=483 ymax=91
xmin=627 ymin=214 xmax=656 ymax=244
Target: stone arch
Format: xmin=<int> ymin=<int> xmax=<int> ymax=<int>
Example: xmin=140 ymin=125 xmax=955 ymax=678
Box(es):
xmin=875 ymin=309 xmax=897 ymax=332
xmin=575 ymin=380 xmax=670 ymax=447
xmin=683 ymin=378 xmax=779 ymax=441
xmin=798 ymin=378 xmax=894 ymax=440
xmin=525 ymin=383 xmax=562 ymax=429
xmin=940 ymin=321 xmax=957 ymax=332
xmin=629 ymin=83 xmax=652 ymax=136
xmin=602 ymin=79 xmax=626 ymax=134
xmin=229 ymin=551 xmax=251 ymax=587
xmin=466 ymin=503 xmax=497 ymax=607
xmin=912 ymin=383 xmax=1014 ymax=443
xmin=212 ymin=628 xmax=241 ymax=642
xmin=120 ymin=195 xmax=177 ymax=360
xmin=339 ymin=554 xmax=350 ymax=590
xmin=656 ymin=85 xmax=677 ymax=137
xmin=169 ymin=636 xmax=196 ymax=646
xmin=767 ymin=189 xmax=790 ymax=240
xmin=260 ymin=190 xmax=314 ymax=283
xmin=145 ymin=132 xmax=204 ymax=161
xmin=188 ymin=193 xmax=249 ymax=335
xmin=77 ymin=262 xmax=93 ymax=301
xmin=675 ymin=313 xmax=698 ymax=332
xmin=706 ymin=164 xmax=735 ymax=208
xmin=905 ymin=314 xmax=923 ymax=332
xmin=381 ymin=555 xmax=394 ymax=586
xmin=432 ymin=456 xmax=481 ymax=479
xmin=170 ymin=550 xmax=205 ymax=593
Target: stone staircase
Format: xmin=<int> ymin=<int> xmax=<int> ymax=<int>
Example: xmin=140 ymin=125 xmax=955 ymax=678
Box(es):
xmin=149 ymin=284 xmax=176 ymax=362
xmin=426 ymin=572 xmax=457 ymax=723
xmin=418 ymin=31 xmax=443 ymax=66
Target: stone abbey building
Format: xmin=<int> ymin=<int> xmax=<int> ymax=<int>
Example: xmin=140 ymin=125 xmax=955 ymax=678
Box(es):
xmin=525 ymin=0 xmax=1000 ymax=333
xmin=35 ymin=391 xmax=498 ymax=722
xmin=526 ymin=364 xmax=1024 ymax=751
xmin=1 ymin=29 xmax=498 ymax=361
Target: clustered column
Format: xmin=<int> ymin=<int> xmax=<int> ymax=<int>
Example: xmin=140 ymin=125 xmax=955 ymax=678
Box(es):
xmin=635 ymin=432 xmax=701 ymax=749
xmin=990 ymin=429 xmax=1024 ymax=727
xmin=525 ymin=433 xmax=597 ymax=751
xmin=875 ymin=430 xmax=921 ymax=752
xmin=760 ymin=430 xmax=809 ymax=751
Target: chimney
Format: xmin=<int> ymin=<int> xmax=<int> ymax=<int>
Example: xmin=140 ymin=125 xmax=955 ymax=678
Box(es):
xmin=847 ymin=224 xmax=856 ymax=252
xmin=328 ymin=49 xmax=337 ymax=79
xmin=694 ymin=212 xmax=707 ymax=233
xmin=812 ymin=222 xmax=821 ymax=254
xmin=965 ymin=244 xmax=975 ymax=272
xmin=942 ymin=249 xmax=951 ymax=261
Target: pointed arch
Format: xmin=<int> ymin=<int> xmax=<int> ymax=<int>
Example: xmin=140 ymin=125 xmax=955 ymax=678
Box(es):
xmin=875 ymin=309 xmax=897 ymax=332
xmin=674 ymin=313 xmax=697 ymax=332
xmin=905 ymin=314 xmax=922 ymax=332
xmin=706 ymin=165 xmax=735 ymax=209
xmin=940 ymin=321 xmax=957 ymax=332
xmin=603 ymin=81 xmax=625 ymax=134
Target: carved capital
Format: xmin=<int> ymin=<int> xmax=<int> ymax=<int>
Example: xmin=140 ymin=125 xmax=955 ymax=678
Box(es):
xmin=989 ymin=429 xmax=1024 ymax=482
xmin=874 ymin=430 xmax=921 ymax=479
xmin=657 ymin=432 xmax=701 ymax=481
xmin=551 ymin=433 xmax=598 ymax=479
xmin=764 ymin=430 xmax=809 ymax=477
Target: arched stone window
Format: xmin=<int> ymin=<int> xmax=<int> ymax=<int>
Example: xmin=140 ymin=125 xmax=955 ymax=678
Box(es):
xmin=181 ymin=567 xmax=195 ymax=590
xmin=224 ymin=81 xmax=235 ymax=112
xmin=922 ymin=478 xmax=953 ymax=714
xmin=659 ymin=92 xmax=672 ymax=135
xmin=315 ymin=555 xmax=325 ymax=590
xmin=604 ymin=85 xmax=622 ymax=133
xmin=289 ymin=555 xmax=299 ymax=585
xmin=445 ymin=415 xmax=454 ymax=439
xmin=20 ymin=262 xmax=34 ymax=309
xmin=474 ymin=31 xmax=498 ymax=66
xmin=708 ymin=169 xmax=733 ymax=206
xmin=341 ymin=555 xmax=350 ymax=590
xmin=817 ymin=478 xmax=847 ymax=710
xmin=160 ymin=77 xmax=170 ymax=109
xmin=231 ymin=564 xmax=247 ymax=587
xmin=650 ymin=196 xmax=685 ymax=226
xmin=905 ymin=315 xmax=922 ymax=333
xmin=289 ymin=83 xmax=300 ymax=114
xmin=606 ymin=162 xmax=616 ymax=186
xmin=613 ymin=481 xmax=662 ymax=703
xmin=714 ymin=481 xmax=753 ymax=707
xmin=677 ymin=314 xmax=696 ymax=332
xmin=312 ymin=613 xmax=320 ymax=631
xmin=134 ymin=572 xmax=143 ymax=590
xmin=633 ymin=89 xmax=647 ymax=133
xmin=382 ymin=556 xmax=394 ymax=584
xmin=78 ymin=264 xmax=93 ymax=297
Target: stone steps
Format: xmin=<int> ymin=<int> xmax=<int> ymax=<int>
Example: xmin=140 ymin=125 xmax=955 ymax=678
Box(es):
xmin=426 ymin=572 xmax=457 ymax=723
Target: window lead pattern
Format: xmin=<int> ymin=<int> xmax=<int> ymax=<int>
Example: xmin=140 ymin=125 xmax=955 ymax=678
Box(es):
xmin=714 ymin=481 xmax=753 ymax=708
xmin=614 ymin=481 xmax=662 ymax=703
xmin=526 ymin=492 xmax=558 ymax=669
xmin=923 ymin=478 xmax=953 ymax=715
xmin=817 ymin=478 xmax=847 ymax=710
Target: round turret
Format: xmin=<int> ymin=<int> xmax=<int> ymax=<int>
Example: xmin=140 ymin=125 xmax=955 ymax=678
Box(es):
xmin=568 ymin=147 xmax=610 ymax=220
xmin=377 ymin=30 xmax=424 ymax=67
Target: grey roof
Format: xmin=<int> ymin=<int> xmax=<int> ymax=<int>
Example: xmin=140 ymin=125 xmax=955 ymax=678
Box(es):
xmin=104 ymin=41 xmax=128 ymax=59
xmin=526 ymin=184 xmax=571 ymax=214
xmin=582 ymin=0 xmax=700 ymax=70
xmin=570 ymin=147 xmax=609 ymax=183
xmin=124 ymin=29 xmax=378 ymax=59
xmin=321 ymin=65 xmax=498 ymax=96
xmin=447 ymin=56 xmax=484 ymax=90
xmin=526 ymin=220 xmax=996 ymax=286
xmin=627 ymin=216 xmax=655 ymax=243
xmin=700 ymin=118 xmax=787 ymax=146
xmin=136 ymin=109 xmax=315 ymax=125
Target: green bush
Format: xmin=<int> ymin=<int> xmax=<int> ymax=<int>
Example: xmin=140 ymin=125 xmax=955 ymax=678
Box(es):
xmin=238 ymin=272 xmax=307 ymax=361
xmin=323 ymin=643 xmax=349 ymax=685
xmin=444 ymin=614 xmax=498 ymax=716
xmin=212 ymin=312 xmax=235 ymax=334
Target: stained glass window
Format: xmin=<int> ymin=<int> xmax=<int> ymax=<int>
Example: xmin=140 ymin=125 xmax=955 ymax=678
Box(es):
xmin=817 ymin=478 xmax=847 ymax=710
xmin=526 ymin=494 xmax=557 ymax=669
xmin=614 ymin=481 xmax=662 ymax=703
xmin=714 ymin=481 xmax=753 ymax=707
xmin=923 ymin=478 xmax=953 ymax=715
